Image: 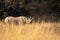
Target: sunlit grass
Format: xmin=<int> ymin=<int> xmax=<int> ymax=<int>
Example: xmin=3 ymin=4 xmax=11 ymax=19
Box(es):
xmin=0 ymin=21 xmax=60 ymax=40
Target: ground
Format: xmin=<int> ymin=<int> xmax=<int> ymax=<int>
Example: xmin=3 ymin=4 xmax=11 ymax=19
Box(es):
xmin=0 ymin=21 xmax=60 ymax=40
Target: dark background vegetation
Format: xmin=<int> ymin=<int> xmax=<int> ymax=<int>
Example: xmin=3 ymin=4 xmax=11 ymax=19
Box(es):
xmin=0 ymin=0 xmax=60 ymax=22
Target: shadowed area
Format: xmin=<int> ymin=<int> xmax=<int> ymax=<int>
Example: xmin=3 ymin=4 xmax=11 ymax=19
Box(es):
xmin=0 ymin=0 xmax=60 ymax=22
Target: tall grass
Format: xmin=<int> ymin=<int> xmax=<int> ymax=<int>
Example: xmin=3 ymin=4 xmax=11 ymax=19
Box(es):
xmin=0 ymin=21 xmax=60 ymax=40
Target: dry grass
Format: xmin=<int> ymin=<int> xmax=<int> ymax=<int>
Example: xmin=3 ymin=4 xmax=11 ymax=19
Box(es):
xmin=0 ymin=21 xmax=60 ymax=40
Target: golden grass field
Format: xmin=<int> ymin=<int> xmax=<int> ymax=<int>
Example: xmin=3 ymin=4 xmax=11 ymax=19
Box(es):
xmin=0 ymin=21 xmax=60 ymax=40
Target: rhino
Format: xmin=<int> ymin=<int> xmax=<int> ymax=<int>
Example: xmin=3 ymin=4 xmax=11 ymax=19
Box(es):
xmin=4 ymin=16 xmax=33 ymax=25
